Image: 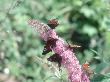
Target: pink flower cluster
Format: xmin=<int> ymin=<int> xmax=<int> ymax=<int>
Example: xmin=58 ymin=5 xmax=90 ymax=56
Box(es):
xmin=28 ymin=19 xmax=90 ymax=82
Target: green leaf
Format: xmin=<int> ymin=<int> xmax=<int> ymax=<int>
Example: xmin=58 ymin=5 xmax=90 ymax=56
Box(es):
xmin=91 ymin=74 xmax=105 ymax=82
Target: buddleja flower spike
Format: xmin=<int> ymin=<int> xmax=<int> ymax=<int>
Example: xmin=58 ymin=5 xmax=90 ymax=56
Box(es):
xmin=28 ymin=19 xmax=90 ymax=82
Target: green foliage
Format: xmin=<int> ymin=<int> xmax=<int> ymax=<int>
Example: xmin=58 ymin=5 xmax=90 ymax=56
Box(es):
xmin=91 ymin=74 xmax=105 ymax=82
xmin=0 ymin=0 xmax=110 ymax=82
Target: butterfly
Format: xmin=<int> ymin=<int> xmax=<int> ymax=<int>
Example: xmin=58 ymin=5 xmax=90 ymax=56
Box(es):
xmin=82 ymin=61 xmax=90 ymax=70
xmin=47 ymin=53 xmax=62 ymax=70
xmin=66 ymin=41 xmax=81 ymax=51
xmin=47 ymin=19 xmax=59 ymax=29
xmin=82 ymin=61 xmax=94 ymax=78
xmin=42 ymin=37 xmax=58 ymax=55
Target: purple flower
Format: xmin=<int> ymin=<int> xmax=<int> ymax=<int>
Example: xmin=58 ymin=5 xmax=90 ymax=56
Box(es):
xmin=28 ymin=19 xmax=90 ymax=82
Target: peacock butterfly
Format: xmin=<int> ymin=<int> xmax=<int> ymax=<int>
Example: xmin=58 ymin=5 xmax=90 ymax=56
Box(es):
xmin=47 ymin=53 xmax=62 ymax=70
xmin=47 ymin=19 xmax=59 ymax=29
xmin=42 ymin=37 xmax=58 ymax=55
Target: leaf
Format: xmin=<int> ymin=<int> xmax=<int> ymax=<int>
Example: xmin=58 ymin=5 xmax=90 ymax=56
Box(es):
xmin=91 ymin=74 xmax=105 ymax=82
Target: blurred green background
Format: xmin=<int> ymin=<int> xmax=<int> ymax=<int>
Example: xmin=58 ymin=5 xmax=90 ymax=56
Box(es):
xmin=0 ymin=0 xmax=110 ymax=82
